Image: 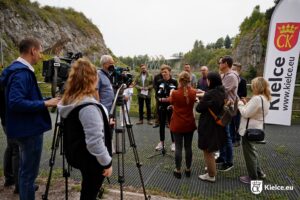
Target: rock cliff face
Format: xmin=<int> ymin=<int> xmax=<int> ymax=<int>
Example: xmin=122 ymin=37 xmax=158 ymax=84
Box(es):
xmin=232 ymin=29 xmax=265 ymax=75
xmin=0 ymin=0 xmax=109 ymax=65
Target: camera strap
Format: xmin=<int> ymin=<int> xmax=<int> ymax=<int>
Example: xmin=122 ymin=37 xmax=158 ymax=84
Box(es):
xmin=100 ymin=69 xmax=113 ymax=84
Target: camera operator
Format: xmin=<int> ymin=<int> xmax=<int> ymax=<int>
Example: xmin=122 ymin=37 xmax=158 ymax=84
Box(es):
xmin=98 ymin=55 xmax=115 ymax=112
xmin=154 ymin=64 xmax=178 ymax=152
xmin=58 ymin=58 xmax=112 ymax=200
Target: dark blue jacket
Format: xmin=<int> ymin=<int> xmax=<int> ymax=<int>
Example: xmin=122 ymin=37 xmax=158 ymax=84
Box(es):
xmin=0 ymin=61 xmax=51 ymax=138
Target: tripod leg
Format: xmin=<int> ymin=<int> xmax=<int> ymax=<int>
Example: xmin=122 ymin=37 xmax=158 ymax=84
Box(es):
xmin=42 ymin=113 xmax=60 ymax=200
xmin=123 ymin=103 xmax=149 ymax=200
xmin=61 ymin=131 xmax=70 ymax=200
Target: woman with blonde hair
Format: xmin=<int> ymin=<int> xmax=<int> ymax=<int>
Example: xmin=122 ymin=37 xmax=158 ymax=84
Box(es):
xmin=58 ymin=58 xmax=112 ymax=199
xmin=169 ymin=71 xmax=197 ymax=179
xmin=238 ymin=77 xmax=271 ymax=184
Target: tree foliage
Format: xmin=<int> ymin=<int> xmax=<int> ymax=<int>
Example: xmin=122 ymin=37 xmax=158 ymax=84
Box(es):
xmin=224 ymin=35 xmax=232 ymax=49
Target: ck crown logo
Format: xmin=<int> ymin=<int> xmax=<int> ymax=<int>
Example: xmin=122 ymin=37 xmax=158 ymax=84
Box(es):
xmin=251 ymin=180 xmax=263 ymax=194
xmin=274 ymin=23 xmax=300 ymax=51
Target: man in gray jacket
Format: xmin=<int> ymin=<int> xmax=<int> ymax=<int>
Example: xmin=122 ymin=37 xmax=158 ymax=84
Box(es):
xmin=217 ymin=55 xmax=239 ymax=172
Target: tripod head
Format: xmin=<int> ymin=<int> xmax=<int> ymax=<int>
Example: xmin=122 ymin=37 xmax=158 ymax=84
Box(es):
xmin=110 ymin=83 xmax=127 ymax=116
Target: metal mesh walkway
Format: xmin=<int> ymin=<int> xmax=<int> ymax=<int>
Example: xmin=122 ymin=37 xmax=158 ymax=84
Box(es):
xmin=0 ymin=114 xmax=299 ymax=199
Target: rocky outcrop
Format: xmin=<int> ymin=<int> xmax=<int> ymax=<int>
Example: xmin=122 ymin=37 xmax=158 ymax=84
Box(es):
xmin=232 ymin=29 xmax=265 ymax=75
xmin=0 ymin=0 xmax=109 ymax=64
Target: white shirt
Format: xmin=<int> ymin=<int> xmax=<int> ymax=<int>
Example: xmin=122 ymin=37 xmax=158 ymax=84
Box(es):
xmin=141 ymin=74 xmax=146 ymax=87
xmin=238 ymin=95 xmax=270 ymax=136
xmin=17 ymin=57 xmax=34 ymax=72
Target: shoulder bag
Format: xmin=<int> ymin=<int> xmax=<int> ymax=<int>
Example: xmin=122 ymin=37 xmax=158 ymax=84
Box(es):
xmin=244 ymin=96 xmax=265 ymax=142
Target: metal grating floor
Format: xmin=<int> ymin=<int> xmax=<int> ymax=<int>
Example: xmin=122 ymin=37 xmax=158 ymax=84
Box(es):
xmin=0 ymin=114 xmax=299 ymax=199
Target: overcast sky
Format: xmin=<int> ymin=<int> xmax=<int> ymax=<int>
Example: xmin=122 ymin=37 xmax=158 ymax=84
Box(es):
xmin=33 ymin=0 xmax=275 ymax=58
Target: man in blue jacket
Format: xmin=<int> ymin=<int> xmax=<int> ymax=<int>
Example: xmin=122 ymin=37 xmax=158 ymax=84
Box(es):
xmin=0 ymin=38 xmax=59 ymax=200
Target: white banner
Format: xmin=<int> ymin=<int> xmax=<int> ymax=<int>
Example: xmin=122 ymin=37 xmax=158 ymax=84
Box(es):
xmin=264 ymin=0 xmax=300 ymax=126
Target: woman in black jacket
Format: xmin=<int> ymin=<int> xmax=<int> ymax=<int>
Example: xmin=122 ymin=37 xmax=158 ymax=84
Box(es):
xmin=196 ymin=72 xmax=226 ymax=182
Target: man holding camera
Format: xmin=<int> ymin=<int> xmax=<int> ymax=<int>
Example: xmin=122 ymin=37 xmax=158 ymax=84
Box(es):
xmin=0 ymin=38 xmax=59 ymax=199
xmin=155 ymin=64 xmax=178 ymax=152
xmin=135 ymin=64 xmax=153 ymax=125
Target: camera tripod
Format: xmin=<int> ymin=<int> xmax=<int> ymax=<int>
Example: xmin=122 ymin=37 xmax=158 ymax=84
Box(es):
xmin=111 ymin=84 xmax=150 ymax=200
xmin=42 ymin=111 xmax=70 ymax=200
xmin=148 ymin=103 xmax=173 ymax=159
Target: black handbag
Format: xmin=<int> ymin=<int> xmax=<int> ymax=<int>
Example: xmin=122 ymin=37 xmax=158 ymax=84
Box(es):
xmin=244 ymin=96 xmax=265 ymax=142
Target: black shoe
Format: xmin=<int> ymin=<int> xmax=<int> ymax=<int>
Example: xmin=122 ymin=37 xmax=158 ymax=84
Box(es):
xmin=215 ymin=157 xmax=224 ymax=165
xmin=153 ymin=124 xmax=159 ymax=128
xmin=218 ymin=163 xmax=233 ymax=172
xmin=4 ymin=180 xmax=15 ymax=187
xmin=173 ymin=169 xmax=181 ymax=179
xmin=185 ymin=169 xmax=191 ymax=178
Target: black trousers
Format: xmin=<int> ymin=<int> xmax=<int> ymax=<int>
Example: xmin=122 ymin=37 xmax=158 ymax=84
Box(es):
xmin=158 ymin=104 xmax=174 ymax=142
xmin=79 ymin=156 xmax=105 ymax=200
xmin=4 ymin=134 xmax=19 ymax=189
xmin=173 ymin=132 xmax=194 ymax=170
xmin=138 ymin=96 xmax=151 ymax=121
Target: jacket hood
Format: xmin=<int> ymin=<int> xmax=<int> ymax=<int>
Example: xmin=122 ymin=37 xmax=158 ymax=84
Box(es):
xmin=0 ymin=61 xmax=30 ymax=86
xmin=58 ymin=97 xmax=102 ymax=118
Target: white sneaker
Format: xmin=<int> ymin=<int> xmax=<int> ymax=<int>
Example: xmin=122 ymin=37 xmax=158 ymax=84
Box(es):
xmin=171 ymin=143 xmax=175 ymax=152
xmin=155 ymin=142 xmax=163 ymax=151
xmin=214 ymin=151 xmax=219 ymax=159
xmin=198 ymin=173 xmax=216 ymax=182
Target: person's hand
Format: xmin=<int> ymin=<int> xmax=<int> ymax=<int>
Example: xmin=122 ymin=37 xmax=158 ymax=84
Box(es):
xmin=196 ymin=89 xmax=204 ymax=93
xmin=159 ymin=98 xmax=168 ymax=102
xmin=167 ymin=105 xmax=173 ymax=110
xmin=225 ymin=100 xmax=233 ymax=106
xmin=44 ymin=97 xmax=60 ymax=107
xmin=102 ymin=166 xmax=112 ymax=177
xmin=124 ymin=96 xmax=129 ymax=102
xmin=170 ymin=89 xmax=174 ymax=96
xmin=240 ymin=97 xmax=247 ymax=105
xmin=109 ymin=118 xmax=115 ymax=127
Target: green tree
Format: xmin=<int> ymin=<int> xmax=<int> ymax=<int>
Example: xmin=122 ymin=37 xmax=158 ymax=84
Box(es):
xmin=193 ymin=40 xmax=199 ymax=50
xmin=215 ymin=37 xmax=224 ymax=49
xmin=224 ymin=35 xmax=232 ymax=49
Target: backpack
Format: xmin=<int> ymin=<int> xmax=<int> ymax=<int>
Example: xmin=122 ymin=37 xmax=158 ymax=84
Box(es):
xmin=62 ymin=103 xmax=112 ymax=169
xmin=208 ymin=98 xmax=238 ymax=127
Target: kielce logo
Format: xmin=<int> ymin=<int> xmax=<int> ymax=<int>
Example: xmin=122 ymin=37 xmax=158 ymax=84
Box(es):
xmin=274 ymin=22 xmax=300 ymax=51
xmin=251 ymin=180 xmax=263 ymax=194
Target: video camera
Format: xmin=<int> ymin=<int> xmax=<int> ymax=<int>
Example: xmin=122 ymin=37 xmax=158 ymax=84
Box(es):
xmin=108 ymin=66 xmax=133 ymax=89
xmin=157 ymin=82 xmax=176 ymax=98
xmin=42 ymin=52 xmax=82 ymax=96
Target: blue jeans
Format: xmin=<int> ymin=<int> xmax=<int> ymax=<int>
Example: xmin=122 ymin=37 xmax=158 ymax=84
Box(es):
xmin=219 ymin=123 xmax=233 ymax=164
xmin=16 ymin=134 xmax=43 ymax=200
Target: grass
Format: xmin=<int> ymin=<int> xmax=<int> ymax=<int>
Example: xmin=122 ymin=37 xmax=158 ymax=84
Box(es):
xmin=275 ymin=145 xmax=289 ymax=156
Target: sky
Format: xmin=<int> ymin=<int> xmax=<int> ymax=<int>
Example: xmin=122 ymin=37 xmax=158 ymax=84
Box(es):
xmin=33 ymin=0 xmax=275 ymax=58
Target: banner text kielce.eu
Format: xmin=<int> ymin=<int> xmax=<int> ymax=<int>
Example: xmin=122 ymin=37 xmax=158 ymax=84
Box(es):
xmin=268 ymin=56 xmax=295 ymax=111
